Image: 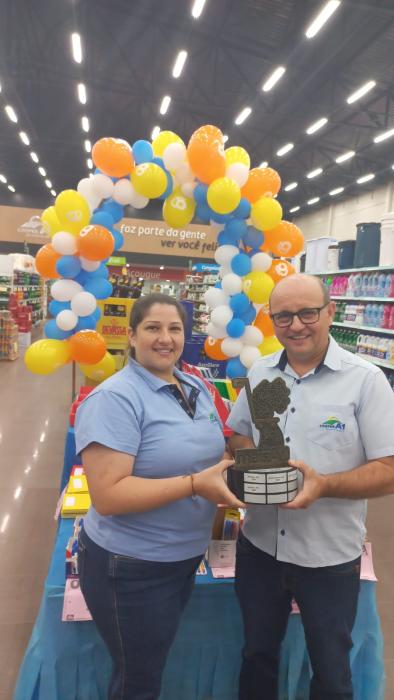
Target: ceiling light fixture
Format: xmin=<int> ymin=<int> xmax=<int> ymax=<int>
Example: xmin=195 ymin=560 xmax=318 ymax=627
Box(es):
xmin=151 ymin=125 xmax=160 ymax=140
xmin=0 ymin=174 xmax=7 ymax=184
xmin=374 ymin=128 xmax=394 ymax=144
xmin=347 ymin=80 xmax=376 ymax=105
xmin=234 ymin=107 xmax=252 ymax=125
xmin=38 ymin=167 xmax=46 ymax=177
xmin=50 ymin=189 xmax=56 ymax=197
xmin=223 ymin=134 xmax=229 ymax=143
xmin=4 ymin=105 xmax=18 ymax=123
xmin=191 ymin=0 xmax=206 ymax=19
xmin=357 ymin=173 xmax=375 ymax=184
xmin=262 ymin=66 xmax=286 ymax=92
xmin=276 ymin=143 xmax=294 ymax=157
xmin=81 ymin=116 xmax=90 ymax=132
xmin=45 ymin=179 xmax=52 ymax=188
xmin=19 ymin=131 xmax=30 ymax=145
xmin=305 ymin=1 xmax=341 ymax=39
xmin=87 ymin=158 xmax=93 ymax=169
xmin=329 ymin=187 xmax=344 ymax=196
xmin=172 ymin=50 xmax=188 ymax=78
xmin=71 ymin=33 xmax=83 ymax=63
xmin=307 ymin=167 xmax=323 ymax=179
xmin=307 ymin=197 xmax=320 ymax=205
xmin=160 ymin=96 xmax=171 ymax=115
xmin=7 ymin=185 xmax=15 ymax=193
xmin=284 ymin=182 xmax=298 ymax=191
xmin=289 ymin=206 xmax=300 ymax=213
xmin=84 ymin=139 xmax=91 ymax=153
xmin=259 ymin=161 xmax=268 ymax=168
xmin=30 ymin=152 xmax=39 ymax=163
xmin=77 ymin=83 xmax=87 ymax=104
xmin=335 ymin=150 xmax=355 ymax=163
xmin=306 ymin=117 xmax=328 ymax=135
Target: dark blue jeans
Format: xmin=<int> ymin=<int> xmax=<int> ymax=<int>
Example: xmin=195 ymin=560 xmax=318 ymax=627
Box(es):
xmin=235 ymin=532 xmax=361 ymax=700
xmin=78 ymin=527 xmax=203 ymax=700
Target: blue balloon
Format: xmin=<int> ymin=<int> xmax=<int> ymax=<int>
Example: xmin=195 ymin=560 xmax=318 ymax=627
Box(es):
xmin=132 ymin=140 xmax=153 ymax=164
xmin=226 ymin=318 xmax=246 ymax=338
xmin=194 ymin=183 xmax=208 ymax=206
xmin=44 ymin=319 xmax=73 ymax=340
xmin=48 ymin=300 xmax=71 ymax=316
xmin=233 ymin=198 xmax=251 ymax=219
xmin=224 ymin=219 xmax=248 ymax=241
xmin=89 ymin=262 xmax=109 ymax=280
xmin=111 ymin=228 xmax=124 ymax=251
xmin=91 ymin=211 xmax=115 ymax=229
xmin=74 ymin=270 xmax=91 ymax=286
xmin=243 ymin=225 xmax=264 ymax=249
xmin=56 ymin=255 xmax=82 ymax=279
xmin=240 ymin=304 xmax=257 ymax=324
xmin=159 ymin=171 xmax=173 ymax=201
xmin=152 ymin=156 xmax=165 ymax=169
xmin=210 ymin=211 xmax=232 ymax=224
xmin=214 ymin=281 xmax=222 ymax=289
xmin=92 ymin=307 xmax=102 ymax=321
xmin=74 ymin=314 xmax=97 ymax=332
xmin=217 ymin=231 xmax=235 ymax=246
xmin=229 ymin=293 xmax=250 ymax=316
xmin=196 ymin=202 xmax=211 ymax=223
xmin=84 ymin=278 xmax=113 ymax=300
xmin=101 ymin=199 xmax=124 ymax=223
xmin=226 ymin=357 xmax=247 ymax=379
xmin=231 ymin=253 xmax=252 ymax=277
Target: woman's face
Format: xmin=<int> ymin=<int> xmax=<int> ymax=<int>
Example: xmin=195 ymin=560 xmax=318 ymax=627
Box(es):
xmin=128 ymin=304 xmax=185 ymax=378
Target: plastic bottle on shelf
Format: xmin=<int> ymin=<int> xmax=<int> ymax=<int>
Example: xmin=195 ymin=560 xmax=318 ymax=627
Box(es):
xmin=346 ymin=274 xmax=354 ymax=297
xmin=389 ymin=306 xmax=394 ymax=331
xmin=356 ymin=334 xmax=364 ymax=356
xmin=355 ymin=304 xmax=364 ymax=325
xmin=390 ymin=273 xmax=394 ymax=298
xmin=376 ymin=304 xmax=385 ymax=328
xmin=361 ymin=273 xmax=369 ymax=298
xmin=371 ymin=272 xmax=379 ymax=297
xmin=378 ymin=273 xmax=388 ymax=298
xmin=383 ymin=304 xmax=391 ymax=329
xmin=341 ymin=275 xmax=349 ymax=296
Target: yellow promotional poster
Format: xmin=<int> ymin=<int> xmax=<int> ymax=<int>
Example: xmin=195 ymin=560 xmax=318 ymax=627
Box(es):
xmin=96 ymin=297 xmax=134 ymax=370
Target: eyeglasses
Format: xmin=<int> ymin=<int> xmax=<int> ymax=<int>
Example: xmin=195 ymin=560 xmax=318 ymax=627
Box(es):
xmin=270 ymin=303 xmax=330 ymax=328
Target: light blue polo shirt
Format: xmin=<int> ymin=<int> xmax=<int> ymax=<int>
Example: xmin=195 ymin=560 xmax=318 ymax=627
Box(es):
xmin=227 ymin=336 xmax=394 ymax=567
xmin=75 ymin=359 xmax=225 ymax=561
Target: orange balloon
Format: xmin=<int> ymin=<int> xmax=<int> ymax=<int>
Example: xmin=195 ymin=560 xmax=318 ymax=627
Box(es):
xmin=267 ymin=259 xmax=296 ymax=284
xmin=254 ymin=307 xmax=275 ymax=337
xmin=241 ymin=167 xmax=281 ymax=203
xmin=92 ymin=138 xmax=134 ymax=178
xmin=187 ymin=125 xmax=226 ymax=184
xmin=77 ymin=225 xmax=114 ymax=261
xmin=204 ymin=336 xmax=227 ymax=361
xmin=264 ymin=221 xmax=304 ymax=257
xmin=35 ymin=244 xmax=61 ymax=279
xmin=68 ymin=331 xmax=107 ymax=364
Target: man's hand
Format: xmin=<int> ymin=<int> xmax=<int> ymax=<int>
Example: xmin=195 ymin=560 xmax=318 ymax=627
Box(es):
xmin=280 ymin=459 xmax=326 ymax=510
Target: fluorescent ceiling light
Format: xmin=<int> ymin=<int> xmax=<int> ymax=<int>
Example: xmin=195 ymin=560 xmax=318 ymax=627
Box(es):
xmin=307 ymin=167 xmax=323 ymax=179
xmin=305 ymin=1 xmax=341 ymax=39
xmin=192 ymin=0 xmax=206 ymax=19
xmin=30 ymin=152 xmax=39 ymax=163
xmin=71 ymin=33 xmax=82 ymax=63
xmin=284 ymin=182 xmax=298 ymax=191
xmin=0 ymin=174 xmax=7 ymax=183
xmin=38 ymin=167 xmax=46 ymax=177
xmin=347 ymin=80 xmax=376 ymax=105
xmin=223 ymin=134 xmax=229 ymax=143
xmin=151 ymin=126 xmax=160 ymax=140
xmin=87 ymin=158 xmax=93 ymax=169
xmin=329 ymin=187 xmax=344 ymax=196
xmin=335 ymin=150 xmax=355 ymax=163
xmin=4 ymin=105 xmax=18 ymax=123
xmin=7 ymin=185 xmax=15 ymax=193
xmin=234 ymin=107 xmax=252 ymax=125
xmin=81 ymin=116 xmax=90 ymax=132
xmin=357 ymin=173 xmax=374 ymax=184
xmin=306 ymin=117 xmax=328 ymax=135
xmin=160 ymin=266 xmax=164 ymax=270
xmin=45 ymin=179 xmax=52 ymax=188
xmin=172 ymin=50 xmax=187 ymax=78
xmin=262 ymin=66 xmax=286 ymax=93
xmin=307 ymin=197 xmax=320 ymax=205
xmin=19 ymin=131 xmax=30 ymax=145
xmin=290 ymin=206 xmax=300 ymax=213
xmin=160 ymin=96 xmax=171 ymax=115
xmin=84 ymin=139 xmax=91 ymax=153
xmin=77 ymin=83 xmax=87 ymax=104
xmin=276 ymin=143 xmax=294 ymax=157
xmin=259 ymin=161 xmax=268 ymax=168
xmin=50 ymin=189 xmax=56 ymax=197
xmin=374 ymin=128 xmax=394 ymax=144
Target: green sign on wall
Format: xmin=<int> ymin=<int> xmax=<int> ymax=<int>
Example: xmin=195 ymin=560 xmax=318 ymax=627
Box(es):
xmin=107 ymin=256 xmax=127 ymax=266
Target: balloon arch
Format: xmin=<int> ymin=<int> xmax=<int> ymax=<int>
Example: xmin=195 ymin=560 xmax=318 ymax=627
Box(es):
xmin=25 ymin=125 xmax=304 ymax=381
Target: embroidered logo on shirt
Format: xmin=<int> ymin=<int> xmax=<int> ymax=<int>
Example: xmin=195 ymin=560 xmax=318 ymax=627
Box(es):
xmin=209 ymin=413 xmax=217 ymax=422
xmin=319 ymin=416 xmax=345 ymax=431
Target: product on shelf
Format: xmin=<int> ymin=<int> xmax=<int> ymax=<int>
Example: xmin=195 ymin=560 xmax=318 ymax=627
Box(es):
xmin=323 ymin=270 xmax=394 ymax=299
xmin=0 ymin=311 xmax=19 ymax=361
xmin=180 ymin=272 xmax=219 ymax=334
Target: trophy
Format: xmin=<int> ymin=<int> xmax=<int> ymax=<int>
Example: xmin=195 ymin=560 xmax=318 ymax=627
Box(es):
xmin=227 ymin=377 xmax=298 ymax=504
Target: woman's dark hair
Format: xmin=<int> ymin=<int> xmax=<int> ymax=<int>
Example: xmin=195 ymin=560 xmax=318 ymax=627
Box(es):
xmin=128 ymin=294 xmax=187 ymax=359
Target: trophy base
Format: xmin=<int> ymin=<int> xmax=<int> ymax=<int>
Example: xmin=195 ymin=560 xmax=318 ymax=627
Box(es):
xmin=227 ymin=466 xmax=298 ymax=505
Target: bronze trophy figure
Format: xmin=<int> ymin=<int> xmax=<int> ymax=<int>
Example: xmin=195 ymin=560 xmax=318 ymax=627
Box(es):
xmin=227 ymin=377 xmax=298 ymax=504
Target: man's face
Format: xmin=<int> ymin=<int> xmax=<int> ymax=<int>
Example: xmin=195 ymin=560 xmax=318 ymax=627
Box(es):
xmin=270 ymin=280 xmax=336 ymax=364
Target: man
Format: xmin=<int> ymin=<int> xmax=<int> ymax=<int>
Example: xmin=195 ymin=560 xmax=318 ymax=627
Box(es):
xmin=227 ymin=273 xmax=394 ymax=700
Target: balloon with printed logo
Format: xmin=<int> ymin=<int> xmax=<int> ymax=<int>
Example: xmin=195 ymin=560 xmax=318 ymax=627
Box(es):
xmin=263 ymin=220 xmax=304 ymax=258
xmin=79 ymin=351 xmax=116 ymax=382
xmin=24 ymin=339 xmax=71 ymax=375
xmin=251 ymin=197 xmax=283 ymax=232
xmin=54 ymin=190 xmax=91 ymax=236
xmin=77 ymin=224 xmax=114 ymax=261
xmin=224 ymin=147 xmax=250 ymax=168
xmin=41 ymin=206 xmax=62 ymax=237
xmin=162 ymin=188 xmax=196 ymax=228
xmin=35 ymin=243 xmax=61 ymax=279
xmin=241 ymin=167 xmax=281 ymax=203
xmin=254 ymin=306 xmax=275 ymax=337
xmin=204 ymin=337 xmax=228 ymax=361
xmin=152 ymin=131 xmax=184 ymax=157
xmin=69 ymin=330 xmax=107 ymax=364
xmin=267 ymin=259 xmax=296 ymax=284
xmin=187 ymin=125 xmax=226 ymax=184
xmin=243 ymin=271 xmax=275 ymax=304
xmin=92 ymin=137 xmax=134 ymax=178
xmin=258 ymin=335 xmax=283 ymax=356
xmin=131 ymin=162 xmax=167 ymax=199
xmin=207 ymin=177 xmax=241 ymax=215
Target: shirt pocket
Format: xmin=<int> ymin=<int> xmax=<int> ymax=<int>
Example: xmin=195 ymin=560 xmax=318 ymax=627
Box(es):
xmin=306 ymin=403 xmax=357 ymax=451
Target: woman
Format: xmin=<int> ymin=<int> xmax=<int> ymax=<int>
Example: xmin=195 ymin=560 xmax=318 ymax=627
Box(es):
xmin=75 ymin=293 xmax=242 ymax=700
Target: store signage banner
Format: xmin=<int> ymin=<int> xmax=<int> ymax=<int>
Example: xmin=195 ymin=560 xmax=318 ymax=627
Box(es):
xmin=108 ymin=256 xmax=127 ymax=266
xmin=192 ymin=263 xmax=220 ymax=272
xmin=120 ymin=218 xmax=217 ymax=259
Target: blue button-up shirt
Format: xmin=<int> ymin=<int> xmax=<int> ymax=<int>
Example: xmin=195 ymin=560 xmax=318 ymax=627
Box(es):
xmin=227 ymin=337 xmax=394 ymax=567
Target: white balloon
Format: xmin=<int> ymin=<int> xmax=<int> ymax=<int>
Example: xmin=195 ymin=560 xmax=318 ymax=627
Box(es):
xmin=211 ymin=305 xmax=233 ymax=328
xmin=163 ymin=143 xmax=187 ymax=171
xmin=221 ymin=273 xmax=243 ymax=296
xmin=240 ymin=345 xmax=261 ymax=369
xmin=205 ymin=321 xmax=226 ymax=339
xmin=51 ymin=279 xmax=83 ymax=302
xmin=129 ymin=190 xmax=149 ymax=209
xmin=221 ymin=337 xmax=243 ymax=358
xmin=203 ymin=287 xmax=228 ymax=308
xmin=219 ymin=264 xmax=232 ymax=278
xmin=214 ymin=245 xmax=239 ymax=266
xmin=80 ymin=257 xmax=101 ymax=272
xmin=241 ymin=325 xmax=263 ymax=347
xmin=181 ymin=181 xmax=196 ymax=199
xmin=56 ymin=309 xmax=78 ymax=331
xmin=226 ymin=163 xmax=249 ymax=187
xmin=77 ymin=177 xmax=101 ymax=211
xmin=113 ymin=179 xmax=134 ymax=205
xmin=176 ymin=162 xmax=194 ymax=184
xmin=92 ymin=173 xmax=114 ymax=199
xmin=51 ymin=231 xmax=77 ymax=255
xmin=251 ymin=252 xmax=272 ymax=272
xmin=71 ymin=291 xmax=97 ymax=317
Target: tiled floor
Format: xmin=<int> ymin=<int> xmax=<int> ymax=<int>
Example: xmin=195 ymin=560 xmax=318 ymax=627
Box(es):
xmin=1 ymin=352 xmax=394 ymax=699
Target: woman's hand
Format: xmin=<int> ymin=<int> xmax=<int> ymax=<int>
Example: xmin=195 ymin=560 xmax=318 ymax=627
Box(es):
xmin=193 ymin=460 xmax=244 ymax=508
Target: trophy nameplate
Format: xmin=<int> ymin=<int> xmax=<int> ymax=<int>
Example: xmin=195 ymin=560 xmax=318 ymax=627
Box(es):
xmin=227 ymin=376 xmax=298 ymax=505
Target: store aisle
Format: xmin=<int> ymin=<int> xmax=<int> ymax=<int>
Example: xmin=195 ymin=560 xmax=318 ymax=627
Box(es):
xmin=0 ymin=352 xmax=74 ymax=700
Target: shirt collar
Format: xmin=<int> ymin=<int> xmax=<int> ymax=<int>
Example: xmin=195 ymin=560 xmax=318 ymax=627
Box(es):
xmin=127 ymin=358 xmax=199 ymax=392
xmin=272 ymin=335 xmax=342 ymax=374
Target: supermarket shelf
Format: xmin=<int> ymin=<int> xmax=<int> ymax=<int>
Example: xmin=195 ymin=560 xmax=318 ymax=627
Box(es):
xmin=332 ymin=322 xmax=394 ymax=335
xmin=315 ymin=265 xmax=394 ymax=275
xmin=331 ymin=296 xmax=394 ymax=302
xmin=361 ymin=355 xmax=394 ymax=371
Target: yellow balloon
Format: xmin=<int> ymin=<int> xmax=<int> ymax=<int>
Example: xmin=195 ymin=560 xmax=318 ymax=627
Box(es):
xmin=24 ymin=339 xmax=71 ymax=375
xmin=41 ymin=206 xmax=62 ymax=238
xmin=55 ymin=190 xmax=90 ymax=236
xmin=163 ymin=188 xmax=196 ymax=228
xmin=224 ymin=146 xmax=250 ymax=167
xmin=251 ymin=197 xmax=283 ymax=232
xmin=243 ymin=271 xmax=275 ymax=304
xmin=152 ymin=131 xmax=184 ymax=157
xmin=79 ymin=351 xmax=116 ymax=382
xmin=207 ymin=177 xmax=241 ymax=215
xmin=258 ymin=335 xmax=283 ymax=356
xmin=131 ymin=163 xmax=167 ymax=198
